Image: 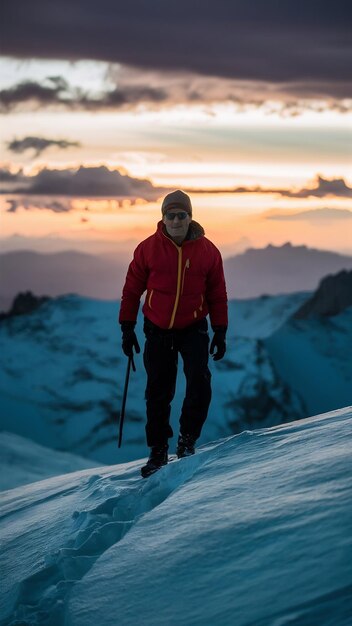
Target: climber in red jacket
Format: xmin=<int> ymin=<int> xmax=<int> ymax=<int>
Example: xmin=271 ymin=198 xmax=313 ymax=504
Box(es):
xmin=119 ymin=189 xmax=228 ymax=477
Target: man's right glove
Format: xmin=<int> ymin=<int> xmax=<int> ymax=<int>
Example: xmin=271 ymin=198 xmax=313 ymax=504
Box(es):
xmin=210 ymin=326 xmax=227 ymax=361
xmin=121 ymin=321 xmax=141 ymax=358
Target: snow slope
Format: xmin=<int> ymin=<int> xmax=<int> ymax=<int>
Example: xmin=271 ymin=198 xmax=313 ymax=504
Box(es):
xmin=0 ymin=432 xmax=97 ymax=490
xmin=1 ymin=407 xmax=351 ymax=626
xmin=265 ymin=308 xmax=352 ymax=416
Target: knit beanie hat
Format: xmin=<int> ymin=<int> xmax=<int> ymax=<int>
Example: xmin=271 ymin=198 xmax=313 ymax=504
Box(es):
xmin=161 ymin=190 xmax=192 ymax=216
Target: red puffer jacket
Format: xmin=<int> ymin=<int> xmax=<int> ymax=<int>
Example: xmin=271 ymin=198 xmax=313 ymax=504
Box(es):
xmin=119 ymin=220 xmax=228 ymax=329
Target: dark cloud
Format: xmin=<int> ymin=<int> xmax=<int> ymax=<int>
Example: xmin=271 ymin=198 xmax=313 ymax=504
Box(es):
xmin=7 ymin=136 xmax=81 ymax=156
xmin=0 ymin=167 xmax=25 ymax=183
xmin=0 ymin=77 xmax=73 ymax=111
xmin=0 ymin=167 xmax=27 ymax=193
xmin=0 ymin=165 xmax=165 ymax=202
xmin=265 ymin=208 xmax=352 ymax=221
xmin=1 ymin=1 xmax=351 ymax=96
xmin=0 ymin=77 xmax=169 ymax=113
xmin=87 ymin=85 xmax=168 ymax=108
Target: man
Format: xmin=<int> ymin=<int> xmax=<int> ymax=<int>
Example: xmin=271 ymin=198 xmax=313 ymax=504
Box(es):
xmin=119 ymin=190 xmax=228 ymax=478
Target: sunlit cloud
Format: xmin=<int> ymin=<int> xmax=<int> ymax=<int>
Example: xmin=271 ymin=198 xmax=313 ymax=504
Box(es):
xmin=1 ymin=73 xmax=350 ymax=116
xmin=264 ymin=208 xmax=352 ymax=222
xmin=279 ymin=176 xmax=352 ymax=198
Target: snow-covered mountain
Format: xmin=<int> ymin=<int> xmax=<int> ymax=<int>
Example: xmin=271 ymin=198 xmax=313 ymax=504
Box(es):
xmin=0 ymin=432 xmax=97 ymax=490
xmin=0 ymin=291 xmax=310 ymax=464
xmin=2 ymin=269 xmax=351 ymax=464
xmin=265 ymin=310 xmax=352 ymax=417
xmin=265 ymin=271 xmax=352 ymax=417
xmin=1 ymin=407 xmax=351 ymax=626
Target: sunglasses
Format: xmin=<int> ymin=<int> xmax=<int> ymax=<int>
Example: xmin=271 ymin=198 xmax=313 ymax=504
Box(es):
xmin=165 ymin=211 xmax=189 ymax=221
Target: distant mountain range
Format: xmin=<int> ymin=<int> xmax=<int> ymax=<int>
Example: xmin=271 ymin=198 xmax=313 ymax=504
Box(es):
xmin=223 ymin=242 xmax=352 ymax=298
xmin=265 ymin=272 xmax=352 ymax=418
xmin=1 ymin=243 xmax=352 ymax=311
xmin=0 ymin=250 xmax=127 ymax=311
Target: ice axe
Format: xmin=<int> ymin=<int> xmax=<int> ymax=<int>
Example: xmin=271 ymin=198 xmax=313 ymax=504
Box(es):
xmin=118 ymin=354 xmax=136 ymax=448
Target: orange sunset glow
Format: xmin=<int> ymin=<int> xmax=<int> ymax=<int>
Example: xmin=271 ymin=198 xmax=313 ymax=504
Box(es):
xmin=0 ymin=4 xmax=351 ymax=264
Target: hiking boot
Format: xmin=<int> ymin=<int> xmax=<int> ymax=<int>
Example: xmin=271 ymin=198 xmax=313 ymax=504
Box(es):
xmin=141 ymin=445 xmax=168 ymax=478
xmin=176 ymin=433 xmax=196 ymax=458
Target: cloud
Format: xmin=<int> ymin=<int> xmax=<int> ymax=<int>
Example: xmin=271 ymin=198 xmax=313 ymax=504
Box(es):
xmin=5 ymin=198 xmax=71 ymax=212
xmin=0 ymin=167 xmax=25 ymax=183
xmin=7 ymin=136 xmax=81 ymax=156
xmin=185 ymin=176 xmax=352 ymax=198
xmin=265 ymin=208 xmax=352 ymax=222
xmin=1 ymin=72 xmax=351 ymax=115
xmin=278 ymin=176 xmax=352 ymax=198
xmin=1 ymin=1 xmax=351 ymax=98
xmin=0 ymin=165 xmax=166 ymax=204
xmin=0 ymin=77 xmax=73 ymax=112
xmin=0 ymin=167 xmax=27 ymax=193
xmin=2 ymin=167 xmax=350 ymax=209
xmin=0 ymin=77 xmax=170 ymax=113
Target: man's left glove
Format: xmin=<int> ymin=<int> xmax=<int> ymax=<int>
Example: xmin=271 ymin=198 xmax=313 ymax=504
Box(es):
xmin=121 ymin=321 xmax=141 ymax=358
xmin=210 ymin=326 xmax=227 ymax=361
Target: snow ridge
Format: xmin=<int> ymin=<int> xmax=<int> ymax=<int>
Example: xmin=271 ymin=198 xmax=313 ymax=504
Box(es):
xmin=2 ymin=448 xmax=219 ymax=626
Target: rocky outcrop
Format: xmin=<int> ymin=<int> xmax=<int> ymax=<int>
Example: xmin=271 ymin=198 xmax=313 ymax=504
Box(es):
xmin=0 ymin=291 xmax=50 ymax=320
xmin=293 ymin=270 xmax=352 ymax=319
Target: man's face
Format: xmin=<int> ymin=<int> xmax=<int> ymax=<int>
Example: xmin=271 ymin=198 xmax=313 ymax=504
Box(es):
xmin=163 ymin=208 xmax=191 ymax=244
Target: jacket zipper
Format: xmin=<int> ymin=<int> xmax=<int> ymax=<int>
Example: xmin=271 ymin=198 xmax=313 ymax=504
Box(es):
xmin=148 ymin=289 xmax=154 ymax=309
xmin=181 ymin=258 xmax=190 ymax=295
xmin=168 ymin=243 xmax=183 ymax=329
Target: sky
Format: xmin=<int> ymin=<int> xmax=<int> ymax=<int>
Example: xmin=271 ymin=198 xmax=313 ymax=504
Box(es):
xmin=0 ymin=1 xmax=351 ymax=258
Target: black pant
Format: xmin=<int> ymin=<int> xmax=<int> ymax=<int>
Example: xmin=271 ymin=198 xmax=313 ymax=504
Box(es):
xmin=143 ymin=316 xmax=212 ymax=447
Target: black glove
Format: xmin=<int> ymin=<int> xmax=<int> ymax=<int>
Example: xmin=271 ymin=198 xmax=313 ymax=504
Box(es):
xmin=121 ymin=321 xmax=141 ymax=358
xmin=210 ymin=326 xmax=227 ymax=361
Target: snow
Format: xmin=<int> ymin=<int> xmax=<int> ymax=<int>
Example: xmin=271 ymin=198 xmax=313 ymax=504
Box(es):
xmin=0 ymin=292 xmax=311 ymax=464
xmin=265 ymin=309 xmax=352 ymax=415
xmin=1 ymin=407 xmax=351 ymax=626
xmin=0 ymin=432 xmax=97 ymax=490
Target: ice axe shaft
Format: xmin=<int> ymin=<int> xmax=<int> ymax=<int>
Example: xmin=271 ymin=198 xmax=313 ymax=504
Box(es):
xmin=118 ymin=355 xmax=136 ymax=448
